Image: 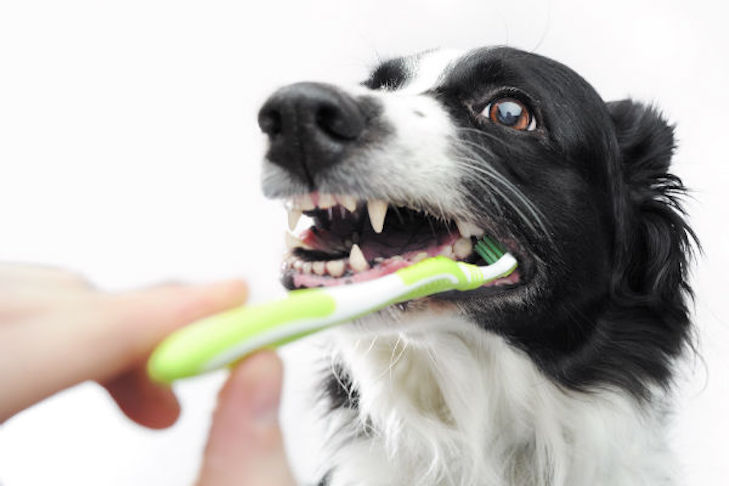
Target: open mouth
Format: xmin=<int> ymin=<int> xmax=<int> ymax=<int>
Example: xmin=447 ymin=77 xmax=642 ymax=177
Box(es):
xmin=281 ymin=193 xmax=521 ymax=290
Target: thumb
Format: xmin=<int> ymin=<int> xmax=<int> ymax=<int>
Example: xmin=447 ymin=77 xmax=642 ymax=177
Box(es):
xmin=196 ymin=351 xmax=296 ymax=486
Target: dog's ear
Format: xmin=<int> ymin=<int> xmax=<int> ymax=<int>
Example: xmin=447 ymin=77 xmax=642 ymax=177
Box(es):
xmin=607 ymin=100 xmax=695 ymax=305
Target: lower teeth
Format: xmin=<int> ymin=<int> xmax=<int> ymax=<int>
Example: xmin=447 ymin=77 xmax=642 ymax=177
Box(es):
xmin=286 ymin=237 xmax=476 ymax=278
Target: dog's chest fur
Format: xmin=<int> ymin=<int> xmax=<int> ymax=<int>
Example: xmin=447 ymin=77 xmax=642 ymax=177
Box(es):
xmin=318 ymin=315 xmax=675 ymax=486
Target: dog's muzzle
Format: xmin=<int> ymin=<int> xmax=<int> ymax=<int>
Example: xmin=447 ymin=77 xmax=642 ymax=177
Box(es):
xmin=258 ymin=82 xmax=365 ymax=185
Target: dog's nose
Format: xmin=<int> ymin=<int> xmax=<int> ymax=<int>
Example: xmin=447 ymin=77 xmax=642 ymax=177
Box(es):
xmin=258 ymin=82 xmax=365 ymax=184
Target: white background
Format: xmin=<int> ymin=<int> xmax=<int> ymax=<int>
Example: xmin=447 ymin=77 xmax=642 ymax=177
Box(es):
xmin=1 ymin=0 xmax=727 ymax=484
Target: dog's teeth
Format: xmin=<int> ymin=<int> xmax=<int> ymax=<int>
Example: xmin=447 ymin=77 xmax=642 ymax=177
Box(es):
xmin=312 ymin=261 xmax=326 ymax=276
xmin=293 ymin=260 xmax=303 ymax=271
xmin=349 ymin=243 xmax=370 ymax=272
xmin=298 ymin=194 xmax=315 ymax=211
xmin=339 ymin=195 xmax=358 ymax=212
xmin=302 ymin=262 xmax=312 ymax=274
xmin=285 ymin=232 xmax=310 ymax=250
xmin=453 ymin=237 xmax=473 ymax=259
xmin=456 ymin=220 xmax=484 ymax=238
xmin=412 ymin=252 xmax=428 ymax=263
xmin=367 ymin=199 xmax=388 ymax=233
xmin=440 ymin=245 xmax=454 ymax=258
xmin=287 ymin=209 xmax=302 ymax=231
xmin=326 ymin=259 xmax=345 ymax=277
xmin=319 ymin=193 xmax=335 ymax=209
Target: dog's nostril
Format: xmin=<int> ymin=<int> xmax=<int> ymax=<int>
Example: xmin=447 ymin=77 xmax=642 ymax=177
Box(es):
xmin=258 ymin=108 xmax=282 ymax=136
xmin=316 ymin=105 xmax=363 ymax=140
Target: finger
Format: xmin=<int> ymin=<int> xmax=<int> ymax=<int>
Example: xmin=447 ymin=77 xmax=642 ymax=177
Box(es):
xmin=102 ymin=364 xmax=180 ymax=429
xmin=86 ymin=279 xmax=249 ymax=383
xmin=0 ymin=264 xmax=92 ymax=315
xmin=0 ymin=263 xmax=90 ymax=288
xmin=0 ymin=279 xmax=247 ymax=422
xmin=196 ymin=351 xmax=295 ymax=486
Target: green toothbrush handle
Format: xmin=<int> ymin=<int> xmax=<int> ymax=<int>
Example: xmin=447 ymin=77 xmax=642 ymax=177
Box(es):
xmin=147 ymin=287 xmax=340 ymax=383
xmin=147 ymin=255 xmax=516 ymax=383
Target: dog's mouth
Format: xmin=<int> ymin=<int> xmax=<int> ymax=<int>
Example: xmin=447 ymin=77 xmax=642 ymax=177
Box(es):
xmin=281 ymin=192 xmax=522 ymax=291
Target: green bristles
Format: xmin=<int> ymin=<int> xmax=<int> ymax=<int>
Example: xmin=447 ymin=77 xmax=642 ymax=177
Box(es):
xmin=474 ymin=235 xmax=506 ymax=265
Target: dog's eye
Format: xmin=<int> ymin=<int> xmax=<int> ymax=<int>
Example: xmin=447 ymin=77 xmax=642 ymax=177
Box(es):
xmin=483 ymin=98 xmax=536 ymax=131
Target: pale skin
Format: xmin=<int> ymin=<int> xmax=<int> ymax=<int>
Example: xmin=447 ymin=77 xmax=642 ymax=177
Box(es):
xmin=0 ymin=264 xmax=296 ymax=486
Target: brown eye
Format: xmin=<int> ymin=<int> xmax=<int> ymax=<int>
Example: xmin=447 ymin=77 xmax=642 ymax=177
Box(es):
xmin=484 ymin=98 xmax=536 ymax=131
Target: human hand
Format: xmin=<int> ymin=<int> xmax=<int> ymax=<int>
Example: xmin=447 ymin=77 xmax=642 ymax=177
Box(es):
xmin=0 ymin=264 xmax=296 ymax=485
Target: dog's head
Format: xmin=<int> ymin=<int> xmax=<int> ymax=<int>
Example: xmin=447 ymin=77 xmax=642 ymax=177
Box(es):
xmin=258 ymin=47 xmax=694 ymax=396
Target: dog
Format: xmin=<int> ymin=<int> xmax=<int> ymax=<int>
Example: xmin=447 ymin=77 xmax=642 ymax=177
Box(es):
xmin=257 ymin=47 xmax=695 ymax=486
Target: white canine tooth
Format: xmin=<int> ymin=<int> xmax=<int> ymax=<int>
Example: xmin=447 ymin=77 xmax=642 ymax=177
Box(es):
xmin=453 ymin=237 xmax=473 ymax=259
xmin=456 ymin=220 xmax=484 ymax=238
xmin=326 ymin=259 xmax=345 ymax=277
xmin=367 ymin=199 xmax=388 ymax=233
xmin=412 ymin=252 xmax=428 ymax=263
xmin=299 ymin=194 xmax=315 ymax=211
xmin=318 ymin=193 xmax=335 ymax=209
xmin=441 ymin=245 xmax=454 ymax=258
xmin=312 ymin=261 xmax=326 ymax=275
xmin=302 ymin=262 xmax=312 ymax=274
xmin=339 ymin=195 xmax=358 ymax=212
xmin=293 ymin=260 xmax=303 ymax=271
xmin=285 ymin=232 xmax=310 ymax=250
xmin=287 ymin=208 xmax=302 ymax=231
xmin=349 ymin=243 xmax=370 ymax=272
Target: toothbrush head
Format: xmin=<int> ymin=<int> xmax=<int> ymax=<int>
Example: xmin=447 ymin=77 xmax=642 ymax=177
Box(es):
xmin=474 ymin=235 xmax=507 ymax=264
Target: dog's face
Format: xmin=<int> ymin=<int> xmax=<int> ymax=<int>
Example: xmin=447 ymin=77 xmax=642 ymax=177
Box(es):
xmin=258 ymin=47 xmax=692 ymax=394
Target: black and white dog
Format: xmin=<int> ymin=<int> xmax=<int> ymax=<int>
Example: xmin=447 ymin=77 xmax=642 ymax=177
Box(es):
xmin=258 ymin=47 xmax=694 ymax=486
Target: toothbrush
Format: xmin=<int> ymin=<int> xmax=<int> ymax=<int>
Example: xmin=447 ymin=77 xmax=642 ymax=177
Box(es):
xmin=147 ymin=236 xmax=517 ymax=383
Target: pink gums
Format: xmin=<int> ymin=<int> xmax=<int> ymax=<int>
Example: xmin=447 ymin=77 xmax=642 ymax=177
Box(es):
xmin=291 ymin=234 xmax=519 ymax=289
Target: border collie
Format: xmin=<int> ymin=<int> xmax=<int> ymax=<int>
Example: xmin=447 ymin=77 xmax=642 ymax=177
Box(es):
xmin=257 ymin=47 xmax=694 ymax=486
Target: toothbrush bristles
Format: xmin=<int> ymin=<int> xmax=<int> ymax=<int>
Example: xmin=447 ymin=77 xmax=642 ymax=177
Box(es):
xmin=474 ymin=236 xmax=506 ymax=265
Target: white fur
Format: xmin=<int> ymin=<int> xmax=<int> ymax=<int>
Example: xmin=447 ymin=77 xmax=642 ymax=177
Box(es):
xmin=324 ymin=72 xmax=471 ymax=220
xmin=261 ymin=49 xmax=680 ymax=485
xmin=318 ymin=312 xmax=676 ymax=486
xmin=398 ymin=49 xmax=464 ymax=95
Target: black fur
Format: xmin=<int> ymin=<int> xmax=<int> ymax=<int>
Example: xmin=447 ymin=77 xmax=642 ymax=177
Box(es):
xmin=315 ymin=48 xmax=695 ymax=405
xmin=260 ymin=47 xmax=696 ymax=483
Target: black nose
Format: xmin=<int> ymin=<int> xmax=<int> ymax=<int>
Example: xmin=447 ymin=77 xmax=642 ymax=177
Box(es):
xmin=258 ymin=82 xmax=365 ymax=184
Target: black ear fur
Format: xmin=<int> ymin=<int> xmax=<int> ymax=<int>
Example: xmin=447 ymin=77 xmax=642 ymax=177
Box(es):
xmin=607 ymin=101 xmax=696 ymax=366
xmin=608 ymin=100 xmax=696 ymax=306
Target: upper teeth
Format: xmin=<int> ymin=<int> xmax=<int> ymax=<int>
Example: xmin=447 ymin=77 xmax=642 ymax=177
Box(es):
xmin=285 ymin=232 xmax=311 ymax=250
xmin=288 ymin=208 xmax=302 ymax=231
xmin=339 ymin=195 xmax=357 ymax=212
xmin=366 ymin=199 xmax=388 ymax=234
xmin=318 ymin=193 xmax=336 ymax=209
xmin=286 ymin=194 xmax=486 ymax=242
xmin=455 ymin=220 xmax=484 ymax=239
